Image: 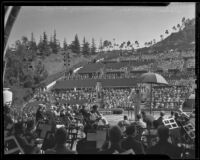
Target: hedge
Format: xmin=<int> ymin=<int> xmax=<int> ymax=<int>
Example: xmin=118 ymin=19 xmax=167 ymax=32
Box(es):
xmin=112 ymin=108 xmax=124 ymax=114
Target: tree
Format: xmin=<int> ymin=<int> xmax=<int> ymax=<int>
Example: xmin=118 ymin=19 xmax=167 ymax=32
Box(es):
xmin=49 ymin=35 xmax=54 ymax=53
xmin=21 ymin=36 xmax=29 ymax=50
xmin=41 ymin=31 xmax=50 ymax=56
xmin=127 ymin=41 xmax=131 ymax=50
xmin=165 ymin=30 xmax=169 ymax=35
xmin=29 ymin=32 xmax=37 ymax=52
xmin=108 ymin=41 xmax=112 ymax=51
xmin=177 ymin=24 xmax=181 ymax=31
xmin=63 ymin=38 xmax=68 ymax=51
xmin=153 ymin=39 xmax=156 ymax=44
xmin=34 ymin=60 xmax=48 ymax=84
xmin=37 ymin=36 xmax=43 ymax=55
xmin=82 ymin=37 xmax=90 ymax=56
xmin=52 ymin=30 xmax=58 ymax=54
xmin=185 ymin=18 xmax=191 ymax=28
xmin=99 ymin=39 xmax=104 ymax=52
xmin=91 ymin=38 xmax=96 ymax=55
xmin=172 ymin=26 xmax=177 ymax=32
xmin=135 ymin=41 xmax=139 ymax=48
xmin=5 ymin=39 xmax=34 ymax=87
xmin=181 ymin=17 xmax=186 ymax=29
xmin=144 ymin=42 xmax=147 ymax=47
xmin=103 ymin=40 xmax=110 ymax=51
xmin=113 ymin=38 xmax=116 ymax=50
xmin=160 ymin=35 xmax=164 ymax=41
xmin=119 ymin=43 xmax=124 ymax=51
xmin=71 ymin=34 xmax=80 ymax=54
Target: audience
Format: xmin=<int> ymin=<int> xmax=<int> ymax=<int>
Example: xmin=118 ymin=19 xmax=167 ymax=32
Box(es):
xmin=155 ymin=111 xmax=165 ymax=127
xmin=141 ymin=111 xmax=155 ymax=129
xmin=45 ymin=127 xmax=77 ymax=154
xmin=147 ymin=126 xmax=183 ymax=159
xmin=100 ymin=126 xmax=125 ymax=154
xmin=135 ymin=114 xmax=146 ymax=129
xmin=121 ymin=125 xmax=145 ymax=154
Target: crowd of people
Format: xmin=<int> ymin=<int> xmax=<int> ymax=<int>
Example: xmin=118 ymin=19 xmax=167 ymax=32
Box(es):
xmin=4 ymin=101 xmax=195 ymax=157
xmin=151 ymin=86 xmax=192 ymax=110
xmin=31 ymin=84 xmax=194 ymax=112
xmin=4 ymin=48 xmax=195 ymax=156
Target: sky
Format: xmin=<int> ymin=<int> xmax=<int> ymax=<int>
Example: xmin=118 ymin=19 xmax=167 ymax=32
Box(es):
xmin=8 ymin=3 xmax=195 ymax=49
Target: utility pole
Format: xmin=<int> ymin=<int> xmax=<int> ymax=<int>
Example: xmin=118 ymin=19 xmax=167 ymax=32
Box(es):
xmin=64 ymin=49 xmax=71 ymax=77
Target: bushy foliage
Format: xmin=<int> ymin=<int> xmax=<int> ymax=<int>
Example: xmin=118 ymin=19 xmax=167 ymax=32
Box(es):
xmin=112 ymin=108 xmax=124 ymax=114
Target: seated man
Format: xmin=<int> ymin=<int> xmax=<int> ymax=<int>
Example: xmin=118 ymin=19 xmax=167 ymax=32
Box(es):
xmin=141 ymin=111 xmax=155 ymax=129
xmin=135 ymin=114 xmax=146 ymax=129
xmin=89 ymin=105 xmax=108 ymax=127
xmin=155 ymin=111 xmax=165 ymax=127
xmin=45 ymin=127 xmax=77 ymax=154
xmin=147 ymin=126 xmax=182 ymax=159
xmin=121 ymin=125 xmax=145 ymax=154
xmin=99 ymin=126 xmax=127 ymax=154
xmin=117 ymin=115 xmax=130 ymax=133
xmin=122 ymin=116 xmax=130 ymax=126
xmin=141 ymin=120 xmax=159 ymax=148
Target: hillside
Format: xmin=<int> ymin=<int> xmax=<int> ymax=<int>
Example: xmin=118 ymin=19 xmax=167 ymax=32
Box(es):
xmin=42 ymin=19 xmax=195 ymax=86
xmin=139 ymin=19 xmax=195 ymax=53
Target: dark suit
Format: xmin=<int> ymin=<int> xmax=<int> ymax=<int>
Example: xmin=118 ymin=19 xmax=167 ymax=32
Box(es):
xmin=147 ymin=140 xmax=182 ymax=159
xmin=121 ymin=136 xmax=145 ymax=154
xmin=156 ymin=116 xmax=164 ymax=127
xmin=143 ymin=114 xmax=155 ymax=127
xmin=99 ymin=144 xmax=125 ymax=154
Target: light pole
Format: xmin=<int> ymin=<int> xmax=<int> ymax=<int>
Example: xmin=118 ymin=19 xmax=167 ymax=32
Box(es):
xmin=64 ymin=49 xmax=71 ymax=77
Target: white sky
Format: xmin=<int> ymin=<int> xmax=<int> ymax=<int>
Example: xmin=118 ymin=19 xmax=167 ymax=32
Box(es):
xmin=8 ymin=3 xmax=195 ymax=48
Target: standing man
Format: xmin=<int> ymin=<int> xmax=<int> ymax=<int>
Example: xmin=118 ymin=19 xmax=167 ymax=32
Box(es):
xmin=128 ymin=88 xmax=135 ymax=119
xmin=134 ymin=89 xmax=141 ymax=121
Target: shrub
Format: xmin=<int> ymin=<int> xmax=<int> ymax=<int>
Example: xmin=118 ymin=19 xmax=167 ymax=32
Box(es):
xmin=112 ymin=108 xmax=124 ymax=114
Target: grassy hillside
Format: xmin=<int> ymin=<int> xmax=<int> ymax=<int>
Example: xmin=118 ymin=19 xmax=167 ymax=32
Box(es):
xmin=139 ymin=19 xmax=195 ymax=53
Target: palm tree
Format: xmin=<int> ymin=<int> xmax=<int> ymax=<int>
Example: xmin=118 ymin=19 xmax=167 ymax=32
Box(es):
xmin=135 ymin=41 xmax=139 ymax=49
xmin=153 ymin=39 xmax=156 ymax=45
xmin=144 ymin=42 xmax=147 ymax=48
xmin=172 ymin=26 xmax=177 ymax=32
xmin=127 ymin=41 xmax=131 ymax=50
xmin=160 ymin=35 xmax=164 ymax=41
xmin=113 ymin=38 xmax=116 ymax=50
xmin=108 ymin=41 xmax=112 ymax=51
xmin=150 ymin=41 xmax=153 ymax=46
xmin=185 ymin=18 xmax=191 ymax=28
xmin=181 ymin=17 xmax=186 ymax=29
xmin=177 ymin=24 xmax=181 ymax=31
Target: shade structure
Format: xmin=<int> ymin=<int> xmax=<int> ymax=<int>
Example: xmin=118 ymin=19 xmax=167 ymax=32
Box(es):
xmin=139 ymin=72 xmax=168 ymax=85
xmin=138 ymin=72 xmax=168 ymax=115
